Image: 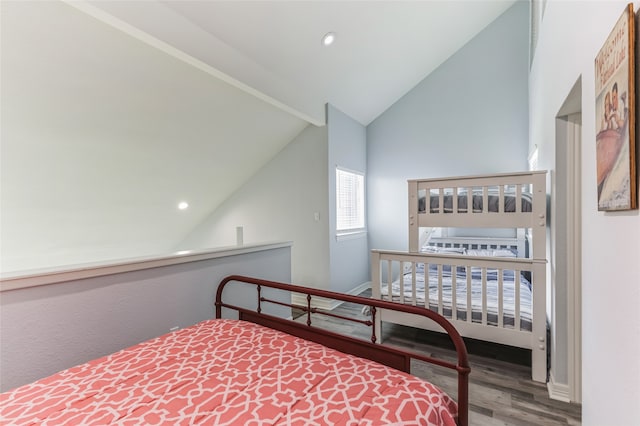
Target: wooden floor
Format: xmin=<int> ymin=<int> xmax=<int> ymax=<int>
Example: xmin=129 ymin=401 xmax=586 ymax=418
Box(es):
xmin=293 ymin=292 xmax=581 ymax=426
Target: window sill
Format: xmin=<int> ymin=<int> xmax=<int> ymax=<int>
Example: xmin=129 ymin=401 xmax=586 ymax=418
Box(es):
xmin=336 ymin=230 xmax=367 ymax=242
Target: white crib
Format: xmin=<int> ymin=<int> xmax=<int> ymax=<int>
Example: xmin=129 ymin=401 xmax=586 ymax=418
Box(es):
xmin=371 ymin=171 xmax=548 ymax=383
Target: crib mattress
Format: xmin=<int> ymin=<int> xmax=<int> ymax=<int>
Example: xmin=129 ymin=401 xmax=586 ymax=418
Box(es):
xmin=382 ymin=267 xmax=533 ymax=331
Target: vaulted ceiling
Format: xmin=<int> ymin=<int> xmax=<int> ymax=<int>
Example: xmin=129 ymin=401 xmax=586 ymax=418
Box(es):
xmin=89 ymin=0 xmax=516 ymax=126
xmin=1 ymin=0 xmax=516 ymax=272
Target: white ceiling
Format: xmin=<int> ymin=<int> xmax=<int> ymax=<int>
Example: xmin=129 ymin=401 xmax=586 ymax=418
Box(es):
xmin=88 ymin=0 xmax=517 ymax=125
xmin=1 ymin=0 xmax=517 ymax=272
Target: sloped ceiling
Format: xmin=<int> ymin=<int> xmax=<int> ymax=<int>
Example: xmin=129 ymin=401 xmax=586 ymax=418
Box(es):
xmin=89 ymin=0 xmax=517 ymax=125
xmin=0 ymin=0 xmax=515 ymax=272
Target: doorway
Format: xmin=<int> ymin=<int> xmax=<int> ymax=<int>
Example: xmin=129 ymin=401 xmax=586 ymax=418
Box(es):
xmin=551 ymin=78 xmax=582 ymax=403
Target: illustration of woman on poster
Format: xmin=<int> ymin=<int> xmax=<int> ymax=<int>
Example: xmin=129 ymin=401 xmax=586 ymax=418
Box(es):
xmin=594 ymin=3 xmax=636 ymax=211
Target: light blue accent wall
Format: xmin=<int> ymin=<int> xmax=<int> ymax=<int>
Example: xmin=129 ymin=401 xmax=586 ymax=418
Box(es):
xmin=366 ymin=2 xmax=530 ymax=253
xmin=327 ymin=104 xmax=369 ymax=293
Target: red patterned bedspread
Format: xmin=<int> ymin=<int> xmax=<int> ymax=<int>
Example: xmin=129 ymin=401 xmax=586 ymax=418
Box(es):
xmin=1 ymin=319 xmax=457 ymax=425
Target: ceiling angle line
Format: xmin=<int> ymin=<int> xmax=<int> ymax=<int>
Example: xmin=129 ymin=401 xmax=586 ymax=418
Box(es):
xmin=61 ymin=0 xmax=325 ymax=127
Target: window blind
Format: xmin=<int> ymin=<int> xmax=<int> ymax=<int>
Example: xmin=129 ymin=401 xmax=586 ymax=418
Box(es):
xmin=336 ymin=168 xmax=365 ymax=232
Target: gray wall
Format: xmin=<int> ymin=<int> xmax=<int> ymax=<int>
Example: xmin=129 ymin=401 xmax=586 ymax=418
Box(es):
xmin=366 ymin=2 xmax=530 ymax=253
xmin=178 ymin=124 xmax=330 ymax=289
xmin=0 ymin=246 xmax=291 ymax=392
xmin=327 ymin=105 xmax=369 ymax=293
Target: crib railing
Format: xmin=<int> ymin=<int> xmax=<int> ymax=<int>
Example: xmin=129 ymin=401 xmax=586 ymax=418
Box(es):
xmin=408 ymin=171 xmax=547 ymax=256
xmin=379 ymin=255 xmax=531 ymax=329
xmin=371 ymin=249 xmax=547 ymax=382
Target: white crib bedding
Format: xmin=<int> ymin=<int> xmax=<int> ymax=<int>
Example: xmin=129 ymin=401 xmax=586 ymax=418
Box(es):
xmin=381 ymin=263 xmax=533 ymax=331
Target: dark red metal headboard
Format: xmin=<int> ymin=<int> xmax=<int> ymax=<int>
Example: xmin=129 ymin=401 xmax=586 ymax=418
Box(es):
xmin=216 ymin=274 xmax=470 ymax=426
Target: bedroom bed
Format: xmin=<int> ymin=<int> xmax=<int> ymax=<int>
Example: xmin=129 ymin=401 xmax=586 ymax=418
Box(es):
xmin=371 ymin=171 xmax=548 ymax=383
xmin=1 ymin=275 xmax=470 ymax=426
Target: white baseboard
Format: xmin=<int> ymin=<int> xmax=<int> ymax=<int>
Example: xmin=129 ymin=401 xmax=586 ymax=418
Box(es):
xmin=348 ymin=281 xmax=372 ymax=297
xmin=291 ymin=281 xmax=371 ymax=311
xmin=547 ymin=372 xmax=571 ymax=403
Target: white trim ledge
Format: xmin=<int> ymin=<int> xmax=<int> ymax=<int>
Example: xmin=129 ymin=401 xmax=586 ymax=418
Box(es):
xmin=547 ymin=372 xmax=572 ymax=403
xmin=0 ymin=242 xmax=292 ymax=292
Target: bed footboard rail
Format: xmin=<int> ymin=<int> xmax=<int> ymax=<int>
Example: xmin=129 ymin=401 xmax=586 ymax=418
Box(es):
xmin=371 ymin=250 xmax=548 ymax=383
xmin=216 ymin=274 xmax=470 ymax=426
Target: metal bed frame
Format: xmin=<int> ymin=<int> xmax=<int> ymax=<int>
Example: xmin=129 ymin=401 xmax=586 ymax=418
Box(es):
xmin=216 ymin=275 xmax=471 ymax=426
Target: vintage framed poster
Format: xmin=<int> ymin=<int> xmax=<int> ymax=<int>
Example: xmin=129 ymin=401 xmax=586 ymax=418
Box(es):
xmin=594 ymin=3 xmax=637 ymax=211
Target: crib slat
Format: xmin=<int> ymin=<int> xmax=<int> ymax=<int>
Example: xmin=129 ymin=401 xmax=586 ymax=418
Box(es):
xmin=466 ymin=266 xmax=472 ymax=323
xmin=399 ymin=262 xmax=405 ymax=305
xmin=386 ymin=260 xmax=393 ymax=302
xmin=411 ymin=263 xmax=417 ymax=306
xmin=515 ymin=270 xmax=521 ymax=331
xmin=498 ymin=269 xmax=504 ymax=328
xmin=425 ymin=187 xmax=431 ymax=217
xmin=438 ymin=189 xmax=444 ymax=214
xmin=499 ymin=185 xmax=505 ymax=213
xmin=481 ymin=268 xmax=487 ymax=325
xmin=437 ymin=264 xmax=443 ymax=315
xmin=483 ymin=186 xmax=489 ymax=214
xmin=467 ymin=190 xmax=472 ymax=215
xmin=452 ymin=267 xmax=457 ymax=320
xmin=452 ymin=187 xmax=458 ymax=213
xmin=424 ymin=263 xmax=430 ymax=309
xmin=516 ymin=184 xmax=522 ymax=213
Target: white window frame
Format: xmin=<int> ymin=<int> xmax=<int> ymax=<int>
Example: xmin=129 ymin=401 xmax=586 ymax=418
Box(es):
xmin=335 ymin=167 xmax=366 ymax=239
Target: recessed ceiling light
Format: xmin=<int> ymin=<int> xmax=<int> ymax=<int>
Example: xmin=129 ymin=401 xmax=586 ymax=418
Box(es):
xmin=178 ymin=201 xmax=189 ymax=210
xmin=322 ymin=32 xmax=336 ymax=46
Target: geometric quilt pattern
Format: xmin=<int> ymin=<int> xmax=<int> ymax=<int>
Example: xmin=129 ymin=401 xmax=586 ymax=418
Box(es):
xmin=0 ymin=319 xmax=457 ymax=425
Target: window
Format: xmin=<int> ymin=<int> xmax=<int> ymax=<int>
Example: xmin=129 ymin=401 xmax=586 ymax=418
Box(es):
xmin=336 ymin=167 xmax=365 ymax=234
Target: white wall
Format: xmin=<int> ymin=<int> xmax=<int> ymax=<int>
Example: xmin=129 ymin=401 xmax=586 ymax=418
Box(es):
xmin=0 ymin=0 xmax=306 ymax=273
xmin=327 ymin=105 xmax=369 ymax=293
xmin=366 ymin=2 xmax=530 ymax=253
xmin=0 ymin=245 xmax=291 ymax=392
xmin=530 ymin=1 xmax=640 ymax=424
xmin=178 ymin=124 xmax=330 ymax=288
